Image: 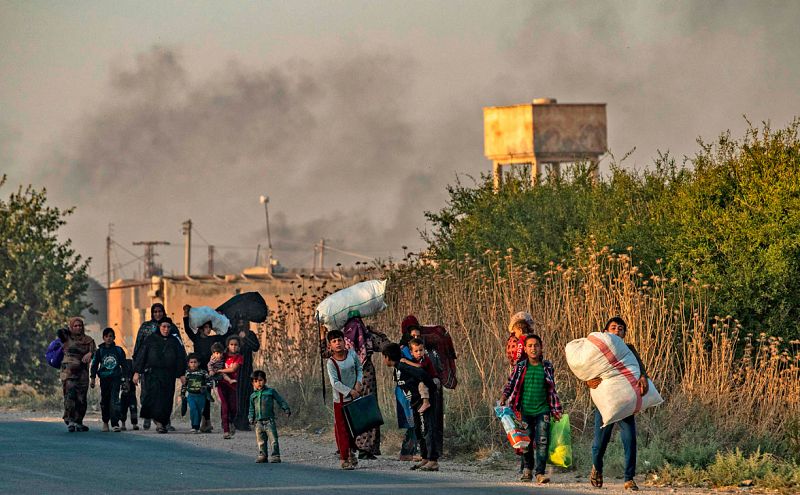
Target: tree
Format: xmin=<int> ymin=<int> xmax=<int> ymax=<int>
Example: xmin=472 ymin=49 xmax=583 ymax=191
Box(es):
xmin=0 ymin=176 xmax=92 ymax=390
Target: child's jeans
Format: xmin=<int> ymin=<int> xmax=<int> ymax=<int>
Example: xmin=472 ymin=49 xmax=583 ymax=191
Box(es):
xmin=255 ymin=419 xmax=280 ymax=457
xmin=218 ymin=384 xmax=238 ymax=433
xmin=521 ymin=412 xmax=551 ymax=475
xmin=186 ymin=392 xmax=207 ymax=430
xmin=592 ymin=408 xmax=637 ymax=481
xmin=99 ymin=376 xmax=122 ymax=426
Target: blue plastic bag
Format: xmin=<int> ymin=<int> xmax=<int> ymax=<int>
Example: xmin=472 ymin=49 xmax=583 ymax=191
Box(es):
xmin=395 ymin=386 xmax=414 ymax=429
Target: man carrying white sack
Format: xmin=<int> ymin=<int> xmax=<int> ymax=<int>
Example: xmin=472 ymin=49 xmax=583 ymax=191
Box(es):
xmin=586 ymin=317 xmax=647 ymax=492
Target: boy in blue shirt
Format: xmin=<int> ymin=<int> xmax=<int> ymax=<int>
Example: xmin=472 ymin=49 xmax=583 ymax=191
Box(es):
xmin=249 ymin=370 xmax=290 ymax=463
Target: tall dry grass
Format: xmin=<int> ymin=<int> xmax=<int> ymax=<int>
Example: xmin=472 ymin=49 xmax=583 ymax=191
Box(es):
xmin=254 ymin=242 xmax=800 ymax=458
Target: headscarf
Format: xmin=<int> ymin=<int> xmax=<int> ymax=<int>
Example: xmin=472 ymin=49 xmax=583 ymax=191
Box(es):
xmin=68 ymin=316 xmax=85 ymax=334
xmin=508 ymin=311 xmax=534 ymax=333
xmin=150 ymin=303 xmax=166 ymax=323
xmin=343 ymin=313 xmax=371 ymax=363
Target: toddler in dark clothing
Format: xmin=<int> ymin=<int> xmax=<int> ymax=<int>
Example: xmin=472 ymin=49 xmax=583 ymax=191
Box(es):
xmin=120 ymin=358 xmax=139 ymax=430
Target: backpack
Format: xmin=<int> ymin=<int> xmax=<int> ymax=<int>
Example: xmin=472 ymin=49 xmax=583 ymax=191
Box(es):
xmin=45 ymin=339 xmax=64 ymax=369
xmin=419 ymin=325 xmax=458 ymax=390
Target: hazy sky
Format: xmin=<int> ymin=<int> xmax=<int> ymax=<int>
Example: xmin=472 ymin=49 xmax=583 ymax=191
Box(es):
xmin=2 ymin=1 xmax=799 ymax=281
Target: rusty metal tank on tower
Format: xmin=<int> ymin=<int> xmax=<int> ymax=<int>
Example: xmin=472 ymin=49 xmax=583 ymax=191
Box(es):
xmin=483 ymin=98 xmax=607 ymax=189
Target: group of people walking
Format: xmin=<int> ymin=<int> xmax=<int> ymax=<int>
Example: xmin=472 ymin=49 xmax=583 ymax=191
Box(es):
xmin=53 ymin=302 xmax=646 ymax=490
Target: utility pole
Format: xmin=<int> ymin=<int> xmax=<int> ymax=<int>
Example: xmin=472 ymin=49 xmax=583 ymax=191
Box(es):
xmin=182 ymin=220 xmax=192 ymax=276
xmin=132 ymin=241 xmax=170 ymax=278
xmin=318 ymin=238 xmax=326 ymax=271
xmin=313 ymin=243 xmax=318 ymax=273
xmin=208 ymin=245 xmax=215 ymax=275
xmin=259 ymin=195 xmax=273 ymax=274
xmin=106 ymin=223 xmax=113 ymax=288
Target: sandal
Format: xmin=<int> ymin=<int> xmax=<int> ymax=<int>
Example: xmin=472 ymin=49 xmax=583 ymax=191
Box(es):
xmin=410 ymin=460 xmax=429 ymax=471
xmin=419 ymin=461 xmax=440 ymax=471
xmin=590 ymin=466 xmax=603 ymax=488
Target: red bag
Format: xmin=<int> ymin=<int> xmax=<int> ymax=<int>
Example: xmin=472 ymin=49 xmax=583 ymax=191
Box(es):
xmin=419 ymin=325 xmax=458 ymax=390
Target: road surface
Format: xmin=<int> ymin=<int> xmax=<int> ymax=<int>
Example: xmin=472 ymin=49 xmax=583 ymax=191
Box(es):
xmin=0 ymin=420 xmax=596 ymax=495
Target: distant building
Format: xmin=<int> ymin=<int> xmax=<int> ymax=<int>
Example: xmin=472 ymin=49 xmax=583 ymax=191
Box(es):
xmin=107 ymin=269 xmax=357 ymax=355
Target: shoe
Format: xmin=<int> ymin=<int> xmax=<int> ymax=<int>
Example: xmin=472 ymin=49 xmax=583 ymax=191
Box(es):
xmin=112 ymin=425 xmax=121 ymax=432
xmin=340 ymin=460 xmax=354 ymax=470
xmin=256 ymin=455 xmax=268 ymax=463
xmin=230 ymin=423 xmax=236 ymax=436
xmin=520 ymin=468 xmax=533 ymax=481
xmin=358 ymin=450 xmax=377 ymax=460
xmin=624 ymin=480 xmax=639 ymax=491
xmin=410 ymin=460 xmax=429 ymax=471
xmin=419 ymin=461 xmax=440 ymax=472
xmin=132 ymin=425 xmax=140 ymax=431
xmin=76 ymin=424 xmax=89 ymax=432
xmin=143 ymin=419 xmax=151 ymax=430
xmin=590 ymin=466 xmax=603 ymax=488
xmin=223 ymin=432 xmax=232 ymax=439
xmin=166 ymin=424 xmax=176 ymax=432
xmin=398 ymin=455 xmax=414 ymax=461
xmin=102 ymin=422 xmax=110 ymax=432
xmin=156 ymin=426 xmax=167 ymax=434
xmin=349 ymin=453 xmax=358 ymax=468
xmin=120 ymin=423 xmax=127 ymax=431
xmin=67 ymin=423 xmax=76 ymax=433
xmin=269 ymin=456 xmax=281 ymax=463
xmin=199 ymin=419 xmax=212 ymax=433
xmin=536 ymin=474 xmax=550 ymax=484
xmin=190 ymin=429 xmax=199 ymax=434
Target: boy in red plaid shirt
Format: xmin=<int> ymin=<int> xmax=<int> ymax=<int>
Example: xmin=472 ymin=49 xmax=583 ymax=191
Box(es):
xmin=501 ymin=334 xmax=563 ymax=484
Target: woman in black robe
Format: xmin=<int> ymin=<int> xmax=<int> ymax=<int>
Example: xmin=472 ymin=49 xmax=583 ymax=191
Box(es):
xmin=133 ymin=318 xmax=186 ymax=433
xmin=233 ymin=318 xmax=261 ymax=431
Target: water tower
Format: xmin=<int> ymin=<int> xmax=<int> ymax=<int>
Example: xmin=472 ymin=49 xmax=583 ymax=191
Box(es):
xmin=483 ymin=98 xmax=607 ymax=189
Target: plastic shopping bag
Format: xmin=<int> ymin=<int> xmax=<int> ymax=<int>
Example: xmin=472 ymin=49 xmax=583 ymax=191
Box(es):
xmin=494 ymin=405 xmax=530 ymax=450
xmin=548 ymin=414 xmax=573 ymax=468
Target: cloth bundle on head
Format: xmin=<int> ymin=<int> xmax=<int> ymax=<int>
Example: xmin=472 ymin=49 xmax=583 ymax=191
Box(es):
xmin=508 ymin=312 xmax=534 ymax=333
xmin=188 ymin=306 xmax=231 ymax=335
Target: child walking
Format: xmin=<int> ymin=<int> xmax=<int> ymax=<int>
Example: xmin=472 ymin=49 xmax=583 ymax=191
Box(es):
xmin=325 ymin=329 xmax=364 ymax=470
xmin=183 ymin=353 xmax=209 ymax=433
xmin=90 ymin=328 xmax=128 ymax=432
xmin=383 ymin=342 xmax=441 ymax=471
xmin=119 ymin=358 xmax=139 ymax=431
xmin=217 ymin=336 xmax=243 ymax=439
xmin=248 ymin=370 xmax=290 ymax=463
xmin=501 ymin=334 xmax=563 ymax=484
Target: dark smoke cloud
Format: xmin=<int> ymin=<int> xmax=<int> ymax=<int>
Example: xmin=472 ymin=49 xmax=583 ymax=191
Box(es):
xmin=33 ymin=2 xmax=800 ymax=276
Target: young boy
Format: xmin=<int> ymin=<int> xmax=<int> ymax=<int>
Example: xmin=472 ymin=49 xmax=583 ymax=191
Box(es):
xmin=501 ymin=334 xmax=563 ymax=484
xmin=119 ymin=358 xmax=139 ymax=431
xmin=248 ymin=370 xmax=291 ymax=463
xmin=208 ymin=343 xmax=236 ymax=386
xmin=383 ymin=342 xmax=441 ymax=472
xmin=182 ymin=353 xmax=209 ymax=433
xmin=325 ymin=329 xmax=363 ymax=470
xmin=90 ymin=328 xmax=127 ymax=433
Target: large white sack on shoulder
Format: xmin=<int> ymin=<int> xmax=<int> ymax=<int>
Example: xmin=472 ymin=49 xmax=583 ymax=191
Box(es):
xmin=593 ymin=377 xmax=663 ymax=426
xmin=316 ymin=280 xmax=388 ymax=330
xmin=565 ymin=332 xmax=631 ymax=381
xmin=188 ymin=306 xmax=231 ymax=335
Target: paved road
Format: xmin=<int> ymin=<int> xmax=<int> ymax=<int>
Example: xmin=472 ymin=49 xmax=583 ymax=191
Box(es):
xmin=0 ymin=420 xmax=596 ymax=495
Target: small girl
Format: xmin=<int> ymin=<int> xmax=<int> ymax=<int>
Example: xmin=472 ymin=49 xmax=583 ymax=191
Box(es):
xmin=216 ymin=336 xmax=243 ymax=439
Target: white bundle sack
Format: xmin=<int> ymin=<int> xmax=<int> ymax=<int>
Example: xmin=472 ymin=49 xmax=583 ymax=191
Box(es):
xmin=565 ymin=332 xmax=663 ymax=427
xmin=188 ymin=306 xmax=230 ymax=335
xmin=316 ymin=280 xmax=387 ymax=330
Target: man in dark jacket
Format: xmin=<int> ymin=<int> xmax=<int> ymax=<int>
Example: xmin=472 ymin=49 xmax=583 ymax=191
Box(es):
xmin=382 ymin=343 xmax=440 ymax=471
